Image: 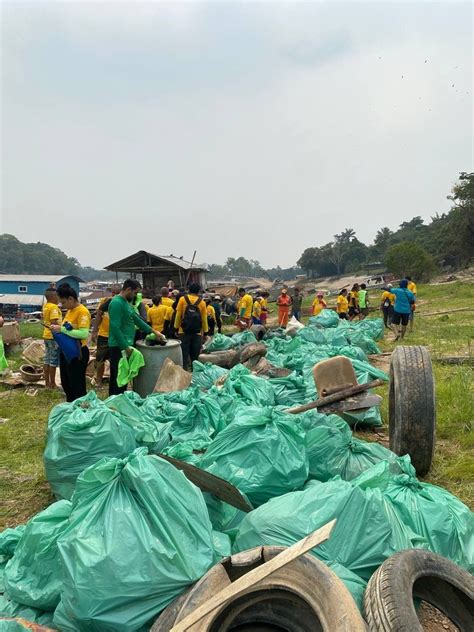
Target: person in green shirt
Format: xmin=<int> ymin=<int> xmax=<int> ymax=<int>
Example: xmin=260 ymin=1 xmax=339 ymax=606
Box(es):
xmin=108 ymin=278 xmax=164 ymax=395
xmin=358 ymin=283 xmax=369 ymax=320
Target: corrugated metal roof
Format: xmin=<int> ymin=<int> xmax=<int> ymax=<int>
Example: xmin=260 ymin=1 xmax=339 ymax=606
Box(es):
xmin=105 ymin=250 xmax=209 ymax=272
xmin=0 ymin=293 xmax=45 ymax=306
xmin=0 ymin=274 xmax=83 ymax=283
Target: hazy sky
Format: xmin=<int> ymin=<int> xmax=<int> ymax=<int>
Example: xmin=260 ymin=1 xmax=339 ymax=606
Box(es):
xmin=1 ymin=1 xmax=472 ymax=270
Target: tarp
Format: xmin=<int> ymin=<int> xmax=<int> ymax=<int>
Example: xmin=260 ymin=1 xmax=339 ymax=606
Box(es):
xmin=53 ymin=448 xmax=216 ymax=632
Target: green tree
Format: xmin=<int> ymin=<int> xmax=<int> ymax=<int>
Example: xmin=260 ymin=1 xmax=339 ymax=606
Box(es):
xmin=385 ymin=241 xmax=436 ymax=281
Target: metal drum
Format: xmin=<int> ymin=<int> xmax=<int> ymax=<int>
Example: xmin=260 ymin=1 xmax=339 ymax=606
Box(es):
xmin=134 ymin=339 xmax=183 ymax=397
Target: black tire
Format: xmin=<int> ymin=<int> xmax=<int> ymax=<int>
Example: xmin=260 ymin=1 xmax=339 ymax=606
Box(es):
xmin=389 ymin=345 xmax=436 ymax=476
xmin=364 ymin=549 xmax=474 ymax=632
xmin=152 ymin=546 xmax=366 ymax=632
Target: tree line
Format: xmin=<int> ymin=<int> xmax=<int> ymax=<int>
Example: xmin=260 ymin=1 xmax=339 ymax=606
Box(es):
xmin=2 ymin=173 xmax=472 ymax=283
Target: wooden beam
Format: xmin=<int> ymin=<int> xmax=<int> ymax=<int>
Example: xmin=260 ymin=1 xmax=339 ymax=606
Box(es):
xmin=285 ymin=378 xmax=386 ymax=414
xmin=170 ymin=520 xmax=336 ymax=632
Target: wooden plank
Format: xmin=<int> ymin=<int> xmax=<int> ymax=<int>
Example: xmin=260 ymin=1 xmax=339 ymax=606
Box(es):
xmin=157 ymin=454 xmax=253 ymax=513
xmin=170 ymin=519 xmax=336 ymax=632
xmin=285 ymin=378 xmax=386 ymax=415
xmin=418 ymin=307 xmax=474 ymax=317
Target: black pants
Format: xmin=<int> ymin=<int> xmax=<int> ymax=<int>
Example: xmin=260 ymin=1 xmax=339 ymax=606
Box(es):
xmin=208 ymin=318 xmax=216 ymax=337
xmin=59 ymin=346 xmax=89 ymax=402
xmin=382 ymin=306 xmax=393 ymax=327
xmin=180 ymin=334 xmax=202 ymax=371
xmin=109 ymin=346 xmax=127 ymax=396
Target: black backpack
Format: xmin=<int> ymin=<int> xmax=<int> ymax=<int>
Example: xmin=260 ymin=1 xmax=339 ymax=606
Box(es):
xmin=182 ymin=295 xmax=203 ymax=334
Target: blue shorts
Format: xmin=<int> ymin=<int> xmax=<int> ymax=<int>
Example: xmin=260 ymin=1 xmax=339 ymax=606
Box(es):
xmin=44 ymin=339 xmax=60 ymax=367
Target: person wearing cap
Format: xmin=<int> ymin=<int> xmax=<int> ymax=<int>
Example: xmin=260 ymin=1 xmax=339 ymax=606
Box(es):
xmin=236 ymin=288 xmax=253 ymax=330
xmin=276 ymin=288 xmax=292 ymax=327
xmin=252 ymin=296 xmax=263 ymax=325
xmin=292 ymin=288 xmax=303 ymax=321
xmin=211 ymin=295 xmax=223 ymax=334
xmin=380 ymin=284 xmax=395 ymax=328
xmin=312 ymin=291 xmax=327 ymax=316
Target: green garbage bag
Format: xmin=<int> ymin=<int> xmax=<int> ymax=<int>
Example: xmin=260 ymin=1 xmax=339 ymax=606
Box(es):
xmin=345 ymin=330 xmax=381 ymax=355
xmin=268 ymin=372 xmax=306 ymax=406
xmin=191 ymin=361 xmax=228 ymax=390
xmin=0 ymin=336 xmax=8 ymax=371
xmin=169 ymin=397 xmax=225 ymax=444
xmin=233 ymin=477 xmax=424 ymax=587
xmin=200 ymin=406 xmax=308 ymax=507
xmin=212 ymin=531 xmax=232 ymax=558
xmin=204 ymin=494 xmax=249 ymax=541
xmin=105 ymin=391 xmax=168 ymax=450
xmin=44 ymin=394 xmax=137 ymax=500
xmin=0 ymin=595 xmax=55 ymax=628
xmin=204 ymin=333 xmax=236 ymax=351
xmin=321 ymin=328 xmax=350 ymax=347
xmin=230 ymin=330 xmax=257 ymax=346
xmin=0 ymin=526 xmax=25 ymax=593
xmin=224 ymin=366 xmax=275 ymax=406
xmin=161 ymin=440 xmax=205 ymax=465
xmin=4 ymin=501 xmax=71 ymax=611
xmin=117 ymin=348 xmax=145 ymax=387
xmin=354 ymin=457 xmax=474 ymax=572
xmin=53 ymin=448 xmax=216 ymax=632
xmin=308 ymin=309 xmax=339 ymax=328
xmin=306 ymin=422 xmax=397 ymax=482
xmin=295 ymin=327 xmax=327 ymax=345
xmin=356 ymin=318 xmax=384 ymax=341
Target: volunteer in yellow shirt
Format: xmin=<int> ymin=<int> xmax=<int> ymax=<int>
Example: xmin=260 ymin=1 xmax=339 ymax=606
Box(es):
xmin=260 ymin=292 xmax=269 ymax=326
xmin=91 ymin=285 xmax=120 ymax=388
xmin=312 ymin=292 xmax=327 ymax=316
xmin=147 ymin=296 xmax=169 ymax=334
xmin=405 ymin=276 xmax=417 ymax=330
xmin=160 ymin=287 xmax=174 ymax=308
xmin=204 ymin=296 xmax=217 ymax=336
xmin=42 ymin=288 xmax=62 ymax=388
xmin=236 ymin=288 xmax=253 ymax=330
xmin=348 ymin=284 xmax=360 ymax=321
xmin=252 ymin=297 xmax=263 ymax=325
xmin=51 ymin=284 xmax=91 ymax=402
xmin=174 ymin=283 xmax=208 ymax=370
xmin=380 ymin=285 xmax=395 ymax=328
xmin=336 ymin=289 xmax=349 ymax=320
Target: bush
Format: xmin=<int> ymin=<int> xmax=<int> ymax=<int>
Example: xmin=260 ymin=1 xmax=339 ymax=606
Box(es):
xmin=385 ymin=241 xmax=437 ymax=281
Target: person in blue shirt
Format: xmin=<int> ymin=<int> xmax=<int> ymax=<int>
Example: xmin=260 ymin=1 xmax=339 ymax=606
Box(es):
xmin=389 ymin=279 xmax=415 ymax=340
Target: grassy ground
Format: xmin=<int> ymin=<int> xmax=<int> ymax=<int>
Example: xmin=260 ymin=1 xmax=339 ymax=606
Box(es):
xmin=0 ymin=284 xmax=472 ymax=529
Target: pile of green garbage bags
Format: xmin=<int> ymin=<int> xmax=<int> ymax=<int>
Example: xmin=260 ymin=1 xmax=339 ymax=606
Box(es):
xmin=1 ymin=315 xmax=473 ymax=630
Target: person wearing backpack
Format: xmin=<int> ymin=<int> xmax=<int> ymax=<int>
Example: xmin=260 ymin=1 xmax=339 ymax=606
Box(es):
xmin=174 ymin=282 xmax=208 ymax=370
xmin=380 ymin=284 xmax=395 ymax=328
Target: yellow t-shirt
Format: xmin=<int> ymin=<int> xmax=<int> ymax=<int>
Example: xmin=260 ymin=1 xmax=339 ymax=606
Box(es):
xmin=63 ymin=304 xmax=91 ymax=346
xmin=97 ymin=298 xmax=111 ymax=338
xmin=161 ymin=296 xmax=174 ymax=308
xmin=206 ymin=304 xmax=216 ymax=321
xmin=336 ymin=295 xmax=349 ymax=313
xmin=260 ymin=297 xmax=268 ymax=311
xmin=252 ymin=301 xmax=262 ymax=318
xmin=312 ymin=299 xmax=327 ymax=316
xmin=174 ymin=294 xmax=208 ymax=335
xmin=408 ymin=281 xmax=417 ymax=295
xmin=238 ymin=294 xmax=253 ymax=319
xmin=147 ymin=304 xmax=169 ymax=333
xmin=42 ymin=302 xmax=62 ymax=340
xmin=381 ymin=291 xmax=395 ymax=306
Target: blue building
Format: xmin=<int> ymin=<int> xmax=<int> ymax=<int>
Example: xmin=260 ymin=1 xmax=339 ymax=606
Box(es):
xmin=0 ymin=275 xmax=83 ymax=314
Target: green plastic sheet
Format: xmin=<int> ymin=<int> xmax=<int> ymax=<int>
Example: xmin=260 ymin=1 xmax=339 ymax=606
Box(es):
xmin=354 ymin=457 xmax=474 ymax=572
xmin=44 ymin=392 xmax=137 ymax=500
xmin=306 ymin=421 xmax=397 ymax=482
xmin=4 ymin=501 xmax=71 ymax=611
xmin=53 ymin=448 xmax=216 ymax=632
xmin=200 ymin=405 xmax=308 ymax=507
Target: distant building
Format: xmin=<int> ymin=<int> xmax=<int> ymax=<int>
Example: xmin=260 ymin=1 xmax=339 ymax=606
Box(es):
xmin=105 ymin=251 xmax=209 ymax=295
xmin=0 ymin=274 xmax=83 ymax=313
